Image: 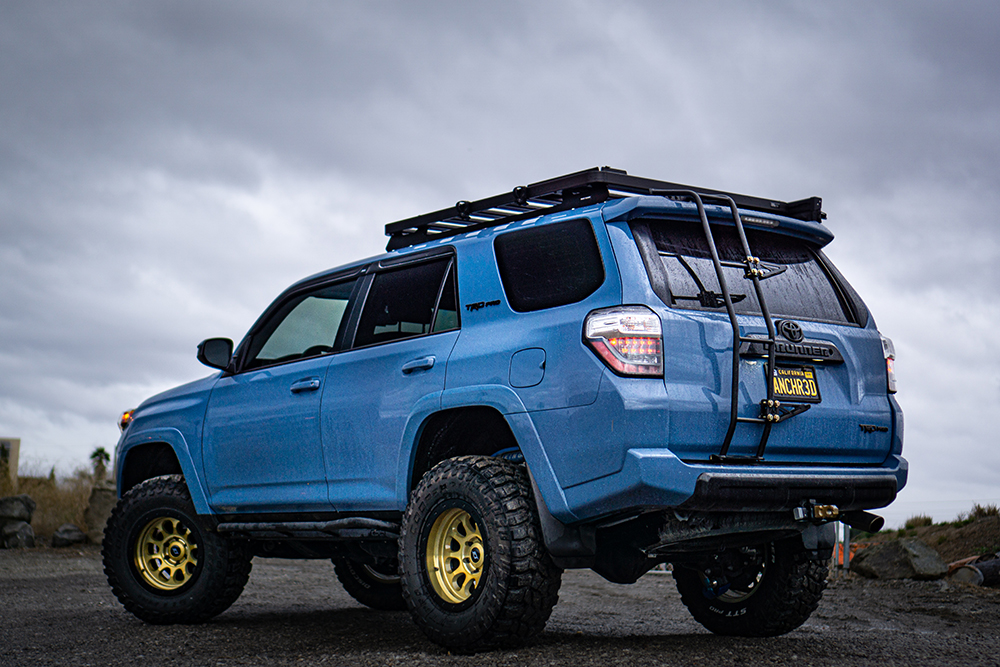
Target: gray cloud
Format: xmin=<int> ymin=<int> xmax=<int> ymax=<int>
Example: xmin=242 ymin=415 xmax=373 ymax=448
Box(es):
xmin=1 ymin=1 xmax=997 ymax=523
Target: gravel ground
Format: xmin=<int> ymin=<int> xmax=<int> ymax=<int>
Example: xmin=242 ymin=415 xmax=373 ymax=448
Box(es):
xmin=2 ymin=546 xmax=999 ymax=666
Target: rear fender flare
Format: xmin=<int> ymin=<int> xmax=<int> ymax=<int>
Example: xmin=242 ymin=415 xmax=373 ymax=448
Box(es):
xmin=394 ymin=385 xmax=578 ymax=524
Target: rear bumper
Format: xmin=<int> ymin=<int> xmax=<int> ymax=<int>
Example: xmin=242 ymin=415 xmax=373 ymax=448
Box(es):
xmin=677 ymin=470 xmax=898 ymax=512
xmin=558 ymin=449 xmax=907 ymax=523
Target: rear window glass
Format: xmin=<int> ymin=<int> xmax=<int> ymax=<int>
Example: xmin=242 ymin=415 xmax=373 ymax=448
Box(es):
xmin=647 ymin=221 xmax=851 ymax=323
xmin=494 ymin=218 xmax=604 ymax=312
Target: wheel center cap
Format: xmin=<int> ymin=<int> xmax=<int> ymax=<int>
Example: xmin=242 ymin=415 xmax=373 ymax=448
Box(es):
xmin=165 ymin=539 xmax=187 ymax=562
xmin=470 ymin=548 xmax=481 ymax=563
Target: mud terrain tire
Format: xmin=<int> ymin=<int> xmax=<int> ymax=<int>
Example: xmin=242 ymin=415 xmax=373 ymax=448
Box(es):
xmin=332 ymin=558 xmax=406 ymax=611
xmin=399 ymin=456 xmax=562 ymax=652
xmin=102 ymin=475 xmax=252 ymax=624
xmin=673 ymin=537 xmax=828 ymax=636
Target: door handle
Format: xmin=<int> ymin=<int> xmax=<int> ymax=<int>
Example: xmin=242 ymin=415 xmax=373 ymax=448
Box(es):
xmin=401 ymin=356 xmax=436 ymax=374
xmin=290 ymin=377 xmax=322 ymax=393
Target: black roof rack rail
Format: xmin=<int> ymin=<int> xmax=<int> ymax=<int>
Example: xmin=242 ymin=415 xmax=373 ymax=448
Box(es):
xmin=385 ymin=166 xmax=824 ymax=251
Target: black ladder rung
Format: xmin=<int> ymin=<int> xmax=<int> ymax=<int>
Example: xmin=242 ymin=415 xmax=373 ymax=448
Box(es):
xmin=739 ymin=335 xmax=774 ymax=344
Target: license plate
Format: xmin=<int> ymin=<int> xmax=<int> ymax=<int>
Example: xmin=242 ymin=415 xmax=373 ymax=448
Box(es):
xmin=772 ymin=366 xmax=821 ymax=403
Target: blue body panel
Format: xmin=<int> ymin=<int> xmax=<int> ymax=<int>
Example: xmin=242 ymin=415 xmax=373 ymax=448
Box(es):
xmin=323 ymin=329 xmax=459 ymax=512
xmin=115 ymin=194 xmax=906 ymax=527
xmin=203 ymin=356 xmax=332 ymax=513
xmin=442 ymin=211 xmax=621 ymax=413
xmin=114 ymin=376 xmax=216 ymax=515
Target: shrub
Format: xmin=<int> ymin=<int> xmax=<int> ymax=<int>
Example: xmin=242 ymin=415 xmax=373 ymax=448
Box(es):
xmin=971 ymin=503 xmax=999 ymax=519
xmin=904 ymin=515 xmax=933 ymax=529
xmin=0 ymin=461 xmax=15 ymax=496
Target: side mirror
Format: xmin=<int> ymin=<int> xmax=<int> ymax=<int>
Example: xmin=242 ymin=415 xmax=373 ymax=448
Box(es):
xmin=197 ymin=338 xmax=234 ymax=370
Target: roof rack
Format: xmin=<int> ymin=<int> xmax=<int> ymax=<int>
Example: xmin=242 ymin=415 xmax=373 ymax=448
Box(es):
xmin=385 ymin=166 xmax=824 ymax=251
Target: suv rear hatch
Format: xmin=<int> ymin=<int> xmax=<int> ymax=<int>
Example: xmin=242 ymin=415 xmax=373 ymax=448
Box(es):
xmin=626 ymin=203 xmax=894 ymax=466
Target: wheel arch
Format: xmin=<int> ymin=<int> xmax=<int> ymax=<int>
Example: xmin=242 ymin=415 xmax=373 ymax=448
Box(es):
xmin=395 ymin=398 xmax=578 ymax=526
xmin=117 ymin=428 xmax=212 ymax=515
xmin=406 ymin=406 xmax=518 ymax=494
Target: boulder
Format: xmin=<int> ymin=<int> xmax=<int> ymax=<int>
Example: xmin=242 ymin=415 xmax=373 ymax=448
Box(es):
xmin=975 ymin=556 xmax=1000 ymax=587
xmin=51 ymin=523 xmax=87 ymax=548
xmin=2 ymin=520 xmax=36 ymax=548
xmin=0 ymin=494 xmax=37 ymax=524
xmin=948 ymin=565 xmax=984 ymax=585
xmin=84 ymin=484 xmax=117 ymax=545
xmin=850 ymin=538 xmax=948 ymax=580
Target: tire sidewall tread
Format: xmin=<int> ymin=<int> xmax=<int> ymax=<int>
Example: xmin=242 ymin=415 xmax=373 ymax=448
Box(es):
xmin=673 ymin=537 xmax=828 ymax=637
xmin=332 ymin=558 xmax=407 ymax=611
xmin=102 ymin=475 xmax=252 ymax=625
xmin=399 ymin=456 xmax=561 ymax=652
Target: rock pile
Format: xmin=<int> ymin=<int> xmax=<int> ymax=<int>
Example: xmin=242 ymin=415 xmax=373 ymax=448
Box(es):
xmin=51 ymin=523 xmax=87 ymax=547
xmin=0 ymin=494 xmax=37 ymax=548
xmin=1 ymin=493 xmax=92 ymax=548
xmin=850 ymin=538 xmax=948 ymax=580
xmin=84 ymin=482 xmax=117 ymax=546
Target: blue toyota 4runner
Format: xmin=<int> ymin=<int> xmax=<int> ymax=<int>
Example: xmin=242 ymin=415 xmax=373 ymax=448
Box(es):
xmin=104 ymin=168 xmax=905 ymax=651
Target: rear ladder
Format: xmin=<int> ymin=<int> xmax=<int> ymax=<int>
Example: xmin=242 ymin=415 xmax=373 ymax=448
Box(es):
xmin=652 ymin=190 xmax=810 ymax=463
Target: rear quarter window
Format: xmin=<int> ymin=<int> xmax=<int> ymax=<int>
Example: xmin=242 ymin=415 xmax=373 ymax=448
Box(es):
xmin=494 ymin=218 xmax=605 ymax=312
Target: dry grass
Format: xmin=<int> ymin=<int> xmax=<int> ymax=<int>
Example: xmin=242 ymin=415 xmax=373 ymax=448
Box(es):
xmin=2 ymin=464 xmax=96 ymax=539
xmin=0 ymin=463 xmax=18 ymax=498
xmin=904 ymin=514 xmax=934 ymax=529
xmin=970 ymin=503 xmax=999 ymax=519
xmin=859 ymin=511 xmax=1000 ymax=562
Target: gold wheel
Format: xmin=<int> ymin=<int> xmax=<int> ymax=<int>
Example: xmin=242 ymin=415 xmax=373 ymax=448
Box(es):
xmin=133 ymin=516 xmax=199 ymax=591
xmin=425 ymin=507 xmax=485 ymax=604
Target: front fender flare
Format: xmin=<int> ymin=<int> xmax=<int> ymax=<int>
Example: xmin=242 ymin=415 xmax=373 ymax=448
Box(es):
xmin=117 ymin=428 xmax=212 ymax=515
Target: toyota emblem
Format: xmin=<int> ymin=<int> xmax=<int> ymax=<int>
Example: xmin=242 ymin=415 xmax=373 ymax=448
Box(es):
xmin=777 ymin=320 xmax=804 ymax=342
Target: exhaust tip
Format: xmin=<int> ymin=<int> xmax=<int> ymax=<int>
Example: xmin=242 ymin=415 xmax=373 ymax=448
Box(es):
xmin=841 ymin=510 xmax=885 ymax=533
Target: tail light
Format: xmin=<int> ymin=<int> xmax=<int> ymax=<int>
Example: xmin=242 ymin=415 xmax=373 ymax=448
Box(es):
xmin=880 ymin=334 xmax=897 ymax=393
xmin=585 ymin=306 xmax=663 ymax=377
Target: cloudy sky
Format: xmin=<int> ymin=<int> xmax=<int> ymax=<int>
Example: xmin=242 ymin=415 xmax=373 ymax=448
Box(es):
xmin=1 ymin=1 xmax=997 ymax=528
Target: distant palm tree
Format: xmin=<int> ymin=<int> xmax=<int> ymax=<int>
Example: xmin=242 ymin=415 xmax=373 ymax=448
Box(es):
xmin=90 ymin=447 xmax=110 ymax=482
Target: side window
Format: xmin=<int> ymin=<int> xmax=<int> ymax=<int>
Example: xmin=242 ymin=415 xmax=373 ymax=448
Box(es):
xmin=494 ymin=218 xmax=605 ymax=312
xmin=432 ymin=263 xmax=459 ymax=333
xmin=354 ymin=258 xmax=456 ymax=348
xmin=245 ymin=279 xmax=357 ymax=369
